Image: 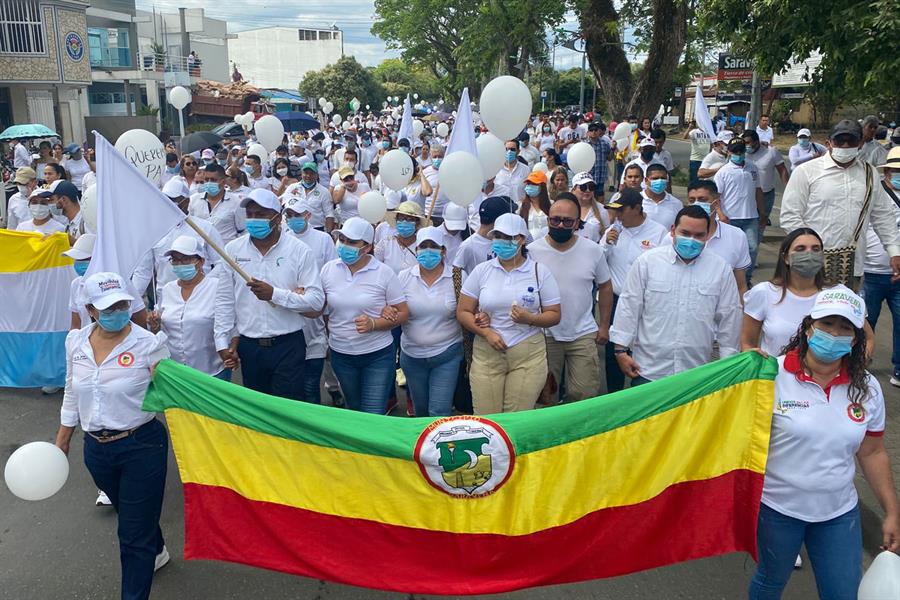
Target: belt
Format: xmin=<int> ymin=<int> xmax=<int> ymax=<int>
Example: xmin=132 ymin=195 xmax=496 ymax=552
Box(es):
xmin=240 ymin=330 xmax=304 ymax=348
xmin=87 ymin=419 xmax=154 ymax=444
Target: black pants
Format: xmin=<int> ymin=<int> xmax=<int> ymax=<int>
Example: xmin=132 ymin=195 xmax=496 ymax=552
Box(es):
xmin=238 ymin=330 xmax=306 ymax=400
xmin=604 ymin=294 xmax=626 ymax=393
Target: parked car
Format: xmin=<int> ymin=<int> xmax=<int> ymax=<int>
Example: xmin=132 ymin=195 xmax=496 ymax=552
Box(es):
xmin=211 ymin=121 xmax=249 ymax=140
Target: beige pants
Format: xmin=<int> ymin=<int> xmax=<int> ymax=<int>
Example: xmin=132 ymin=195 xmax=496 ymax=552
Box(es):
xmin=470 ymin=332 xmax=548 ymax=414
xmin=545 ymin=333 xmax=601 ymax=402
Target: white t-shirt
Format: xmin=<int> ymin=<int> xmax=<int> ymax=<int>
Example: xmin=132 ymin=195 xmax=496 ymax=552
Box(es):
xmin=374 ymin=236 xmax=419 ymax=274
xmin=746 ymin=146 xmax=785 ymax=193
xmin=556 ymin=126 xmax=582 ymax=147
xmin=703 ymin=221 xmax=752 ymax=270
xmin=452 ymin=233 xmax=494 ymax=275
xmin=714 ymin=161 xmax=761 ymax=220
xmin=537 ymin=134 xmax=556 ymax=151
xmin=641 ymin=192 xmax=683 ymax=230
xmin=62 ymin=158 xmax=91 ymax=191
xmin=688 ymin=129 xmax=711 ymax=161
xmin=335 ymin=182 xmax=371 ymax=223
xmin=699 ymin=150 xmax=727 ymax=180
xmin=397 ymin=264 xmax=463 ymax=359
xmin=527 ymin=236 xmax=610 ymax=342
xmin=600 ymin=218 xmax=670 ymax=294
xmin=756 ymin=126 xmax=774 ymax=145
xmin=16 ymin=218 xmax=66 ymax=235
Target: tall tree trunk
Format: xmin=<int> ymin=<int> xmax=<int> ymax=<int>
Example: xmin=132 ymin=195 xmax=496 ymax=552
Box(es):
xmin=580 ymin=0 xmax=633 ymax=118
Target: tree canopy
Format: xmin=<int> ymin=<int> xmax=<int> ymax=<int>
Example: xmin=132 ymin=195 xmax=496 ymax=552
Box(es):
xmin=298 ymin=57 xmax=385 ymax=115
xmin=370 ymin=59 xmax=442 ymax=100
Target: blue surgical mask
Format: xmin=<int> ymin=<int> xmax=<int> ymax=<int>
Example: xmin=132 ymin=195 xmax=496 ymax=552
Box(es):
xmin=807 ymin=328 xmax=854 ymax=363
xmin=648 ymin=179 xmax=667 ymax=194
xmin=314 ymin=151 xmax=325 ymax=161
xmin=694 ymin=201 xmax=712 ymax=216
xmin=799 ymin=138 xmax=810 ymax=148
xmin=287 ymin=217 xmax=306 ymax=233
xmin=203 ymin=182 xmax=221 ymax=196
xmin=891 ymin=174 xmax=900 ymax=190
xmin=97 ymin=308 xmax=130 ymax=332
xmin=395 ymin=221 xmax=417 ymax=238
xmin=172 ymin=264 xmax=197 ymax=281
xmin=730 ymin=154 xmax=745 ymax=165
xmin=49 ymin=204 xmax=63 ymax=217
xmin=416 ymin=248 xmax=442 ymax=270
xmin=746 ymin=146 xmax=757 ymax=155
xmin=381 ymin=141 xmax=390 ymax=150
xmin=242 ymin=165 xmax=254 ymax=174
xmin=245 ymin=218 xmax=273 ymax=239
xmin=166 ymin=165 xmax=180 ymax=174
xmin=73 ymin=260 xmax=89 ymax=276
xmin=673 ymin=235 xmax=704 ymax=260
xmin=432 ymin=158 xmax=442 ymax=170
xmin=524 ymin=184 xmax=540 ymax=197
xmin=505 ymin=150 xmax=517 ymax=163
xmin=492 ymin=239 xmax=519 ymax=260
xmin=301 ymin=179 xmax=316 ymax=189
xmin=337 ymin=242 xmax=363 ymax=265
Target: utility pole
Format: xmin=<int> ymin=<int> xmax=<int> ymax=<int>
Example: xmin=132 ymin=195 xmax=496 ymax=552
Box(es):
xmin=578 ymin=51 xmax=586 ymax=114
xmin=179 ymin=7 xmax=189 ymax=68
xmin=748 ymin=69 xmax=762 ymax=130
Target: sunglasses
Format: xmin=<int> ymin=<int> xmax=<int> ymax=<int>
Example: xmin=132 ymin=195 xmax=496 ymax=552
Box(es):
xmin=183 ymin=161 xmax=197 ymax=166
xmin=577 ymin=183 xmax=596 ymax=192
xmin=548 ymin=216 xmax=577 ymax=228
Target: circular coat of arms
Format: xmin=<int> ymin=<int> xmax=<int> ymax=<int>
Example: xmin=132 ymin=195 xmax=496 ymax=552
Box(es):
xmin=847 ymin=402 xmax=866 ymax=423
xmin=65 ymin=32 xmax=84 ymax=62
xmin=414 ymin=416 xmax=515 ymax=498
xmin=117 ymin=352 xmax=135 ymax=367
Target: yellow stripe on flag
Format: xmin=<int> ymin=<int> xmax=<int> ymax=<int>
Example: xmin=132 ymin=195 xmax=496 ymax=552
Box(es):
xmin=0 ymin=231 xmax=72 ymax=273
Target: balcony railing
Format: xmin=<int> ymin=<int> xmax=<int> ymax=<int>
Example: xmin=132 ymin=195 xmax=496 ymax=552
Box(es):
xmin=90 ymin=46 xmax=132 ymax=68
xmin=136 ymin=51 xmax=202 ymax=78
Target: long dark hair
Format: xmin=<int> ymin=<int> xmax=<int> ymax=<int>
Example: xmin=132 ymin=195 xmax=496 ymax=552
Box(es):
xmin=519 ymin=182 xmax=551 ymax=220
xmin=771 ymin=227 xmax=827 ymax=302
xmin=782 ymin=315 xmax=869 ymax=403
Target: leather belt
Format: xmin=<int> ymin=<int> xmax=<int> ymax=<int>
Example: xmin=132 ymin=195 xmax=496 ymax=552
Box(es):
xmin=87 ymin=420 xmax=152 ymax=444
xmin=240 ymin=330 xmax=304 ymax=348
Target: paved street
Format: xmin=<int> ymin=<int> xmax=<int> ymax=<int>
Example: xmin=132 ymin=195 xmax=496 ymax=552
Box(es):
xmin=2 ymin=196 xmax=897 ymax=599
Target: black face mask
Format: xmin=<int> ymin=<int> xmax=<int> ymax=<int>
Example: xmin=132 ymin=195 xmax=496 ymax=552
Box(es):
xmin=640 ymin=149 xmax=656 ymax=161
xmin=548 ymin=226 xmax=574 ymax=244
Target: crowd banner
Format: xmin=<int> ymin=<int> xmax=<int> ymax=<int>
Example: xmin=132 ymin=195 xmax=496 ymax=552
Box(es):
xmin=0 ymin=231 xmax=73 ymax=387
xmin=144 ymin=352 xmax=777 ymax=595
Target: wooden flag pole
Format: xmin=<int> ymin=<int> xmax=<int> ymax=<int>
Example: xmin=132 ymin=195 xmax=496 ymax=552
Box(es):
xmin=426 ymin=184 xmax=440 ymax=221
xmin=184 ymin=216 xmax=253 ymax=282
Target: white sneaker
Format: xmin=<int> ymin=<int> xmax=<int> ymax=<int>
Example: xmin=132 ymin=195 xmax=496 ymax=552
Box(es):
xmin=41 ymin=386 xmax=61 ymax=394
xmin=890 ymin=376 xmax=900 ymax=388
xmin=154 ymin=546 xmax=170 ymax=572
xmin=95 ymin=490 xmax=112 ymax=506
xmin=794 ymin=554 xmax=803 ymax=569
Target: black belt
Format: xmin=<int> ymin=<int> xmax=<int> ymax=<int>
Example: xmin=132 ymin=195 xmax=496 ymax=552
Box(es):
xmin=240 ymin=330 xmax=304 ymax=348
xmin=87 ymin=419 xmax=155 ymax=444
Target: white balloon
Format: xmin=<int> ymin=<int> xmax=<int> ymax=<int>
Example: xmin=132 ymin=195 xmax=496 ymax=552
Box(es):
xmin=439 ymin=152 xmax=483 ymax=207
xmin=386 ymin=117 xmax=394 ymax=126
xmin=532 ymin=162 xmax=549 ymax=174
xmin=613 ymin=122 xmax=635 ymax=141
xmin=412 ymin=119 xmax=424 ymax=137
xmin=5 ymin=441 xmax=68 ymax=501
xmin=393 ymin=96 xmax=399 ymax=102
xmin=254 ymin=115 xmax=285 ymax=153
xmin=359 ymin=191 xmax=387 ymax=224
xmin=81 ymin=184 xmax=97 ymax=231
xmin=860 ymin=551 xmax=900 ymax=600
xmin=324 ymin=102 xmax=334 ymax=115
xmin=413 ymin=93 xmax=419 ymax=100
xmin=342 ymin=121 xmax=351 ymax=132
xmin=247 ymin=143 xmax=267 ymax=161
xmin=167 ymin=85 xmax=191 ymax=110
xmin=380 ymin=149 xmax=414 ymax=191
xmin=242 ymin=112 xmax=255 ymax=128
xmin=366 ymin=120 xmax=375 ymax=130
xmin=479 ymin=76 xmax=531 ymax=141
xmin=233 ymin=113 xmax=243 ymax=124
xmin=475 ymin=133 xmax=505 ymax=180
xmin=318 ymin=97 xmax=327 ymax=107
xmin=436 ymin=122 xmax=449 ymax=138
xmin=452 ymin=110 xmax=458 ymax=118
xmin=365 ymin=104 xmax=370 ymax=110
xmin=115 ymin=129 xmax=165 ymax=185
xmin=566 ymin=142 xmax=596 ymax=174
xmin=332 ymin=114 xmax=342 ymax=125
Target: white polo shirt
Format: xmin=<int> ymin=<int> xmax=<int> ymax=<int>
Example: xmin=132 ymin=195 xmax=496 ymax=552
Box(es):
xmin=493 ymin=161 xmax=531 ymax=203
xmin=745 ymin=145 xmax=785 ymax=193
xmin=714 ymin=160 xmax=761 ymax=219
xmin=159 ymin=276 xmax=224 ymax=376
xmin=756 ymin=126 xmax=774 ymax=145
xmin=641 ymin=192 xmax=683 ymax=229
xmin=16 ymin=218 xmax=66 ymax=235
xmin=334 ymin=182 xmax=371 ymax=223
xmin=461 ymin=257 xmax=561 ymax=347
xmin=291 ymin=226 xmax=339 ymax=360
xmin=188 ymin=191 xmax=245 ymax=243
xmin=763 ymin=352 xmax=885 ymax=522
xmin=600 ymin=218 xmax=670 ymax=295
xmin=247 ymin=174 xmax=276 ymax=191
xmin=397 ymin=264 xmax=463 ymax=359
xmin=452 ymin=233 xmax=494 ymax=274
xmin=320 ymin=256 xmax=406 ymax=355
xmin=374 ymin=235 xmax=419 ymax=274
xmin=703 ymin=221 xmax=752 ymax=270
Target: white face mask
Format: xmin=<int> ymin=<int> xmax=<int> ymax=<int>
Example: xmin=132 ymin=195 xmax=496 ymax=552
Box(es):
xmin=17 ymin=184 xmax=29 ymax=195
xmin=831 ymin=147 xmax=859 ymax=163
xmin=276 ymin=167 xmax=289 ymax=177
xmin=29 ymin=204 xmax=50 ymax=220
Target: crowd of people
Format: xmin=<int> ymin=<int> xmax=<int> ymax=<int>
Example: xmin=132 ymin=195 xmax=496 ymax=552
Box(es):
xmin=6 ymin=107 xmax=900 ymax=600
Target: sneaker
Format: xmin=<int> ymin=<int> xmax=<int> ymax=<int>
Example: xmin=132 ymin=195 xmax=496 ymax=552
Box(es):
xmin=890 ymin=376 xmax=900 ymax=388
xmin=41 ymin=386 xmax=61 ymax=394
xmin=396 ymin=368 xmax=407 ymax=388
xmin=95 ymin=490 xmax=112 ymax=507
xmin=794 ymin=554 xmax=802 ymax=569
xmin=385 ymin=397 xmax=398 ymax=415
xmin=154 ymin=546 xmax=170 ymax=572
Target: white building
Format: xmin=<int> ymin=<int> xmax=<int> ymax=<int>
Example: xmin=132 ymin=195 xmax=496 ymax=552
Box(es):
xmin=228 ymin=26 xmax=343 ymax=90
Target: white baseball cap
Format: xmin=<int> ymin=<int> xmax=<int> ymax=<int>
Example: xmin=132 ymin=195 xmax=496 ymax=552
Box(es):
xmin=337 ymin=216 xmax=374 ymax=244
xmin=83 ymin=272 xmax=134 ymax=310
xmin=283 ymin=195 xmax=315 ymax=215
xmin=162 ymin=178 xmax=190 ymax=199
xmin=415 ymin=226 xmax=445 ymax=248
xmin=240 ymin=188 xmax=282 ymax=212
xmin=638 ymin=137 xmax=656 ymax=148
xmin=572 ymin=171 xmax=595 ymax=186
xmin=715 ymin=130 xmax=734 ymax=143
xmin=62 ymin=233 xmax=96 ymax=260
xmin=165 ymin=235 xmax=203 ymax=258
xmin=796 ymin=128 xmax=812 ymax=138
xmin=809 ymin=287 xmax=865 ymax=329
xmin=442 ymin=203 xmax=468 ymax=231
xmin=201 ymin=149 xmax=215 ymax=160
xmin=488 ymin=213 xmax=528 ymax=238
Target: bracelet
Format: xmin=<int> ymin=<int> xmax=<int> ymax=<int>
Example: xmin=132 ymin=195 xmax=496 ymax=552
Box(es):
xmin=369 ymin=316 xmax=377 ymax=332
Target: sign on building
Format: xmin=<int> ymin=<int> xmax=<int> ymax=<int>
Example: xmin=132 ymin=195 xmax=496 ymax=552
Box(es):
xmin=717 ymin=54 xmax=754 ymax=81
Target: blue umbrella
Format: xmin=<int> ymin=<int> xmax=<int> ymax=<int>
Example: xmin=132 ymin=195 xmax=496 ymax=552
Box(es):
xmin=0 ymin=124 xmax=59 ymax=141
xmin=274 ymin=111 xmax=320 ymax=132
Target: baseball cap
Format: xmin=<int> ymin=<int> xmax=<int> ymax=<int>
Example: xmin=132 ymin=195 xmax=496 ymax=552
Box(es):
xmin=830 ymin=119 xmax=862 ymax=142
xmin=62 ymin=233 xmax=95 ymax=260
xmin=442 ymin=203 xmax=468 ymax=231
xmin=809 ymin=287 xmax=865 ymax=329
xmin=727 ymin=138 xmax=746 ymax=153
xmin=29 ymin=187 xmax=52 ymax=199
xmin=525 ymin=171 xmax=547 ymax=185
xmin=344 ymin=132 xmax=357 ymax=141
xmin=587 ymin=122 xmax=601 ymax=132
xmin=49 ymin=179 xmax=79 ymax=200
xmin=796 ymin=128 xmax=812 ymax=138
xmin=162 ymin=178 xmax=190 ymax=199
xmin=415 ymin=226 xmax=445 ymax=248
xmin=479 ymin=196 xmax=515 ymax=225
xmin=572 ymin=172 xmax=595 ymax=186
xmin=606 ymin=187 xmax=643 ymax=209
xmin=301 ymin=161 xmax=317 ymax=172
xmin=638 ymin=137 xmax=656 ymax=148
xmin=241 ymin=188 xmax=282 ymax=212
xmin=337 ymin=165 xmax=355 ymax=180
xmin=201 ymin=149 xmax=215 ymax=160
xmin=337 ymin=216 xmax=374 ymax=244
xmin=165 ymin=235 xmax=203 ymax=258
xmin=488 ymin=213 xmax=528 ymax=238
xmin=83 ymin=272 xmax=134 ymax=310
xmin=715 ymin=130 xmax=734 ymax=143
xmin=13 ymin=167 xmax=36 ymax=184
xmin=284 ymin=196 xmax=316 ymax=214
xmin=64 ymin=143 xmax=81 ymax=154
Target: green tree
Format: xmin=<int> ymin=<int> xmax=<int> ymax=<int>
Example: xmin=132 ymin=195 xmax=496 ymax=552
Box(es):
xmin=371 ymin=59 xmax=441 ymax=100
xmin=299 ymin=57 xmax=386 ymax=115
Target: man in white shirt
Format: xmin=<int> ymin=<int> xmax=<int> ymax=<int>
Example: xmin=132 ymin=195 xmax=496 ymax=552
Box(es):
xmin=50 ymin=180 xmax=86 ymax=243
xmin=555 ymin=115 xmax=582 ymax=153
xmin=860 ymin=115 xmax=889 ymax=168
xmin=12 ymin=138 xmax=32 ymax=168
xmin=788 ymin=128 xmax=827 ymax=170
xmin=781 ymin=119 xmax=900 ymax=282
xmin=421 ymin=146 xmax=449 ymax=223
xmin=743 ymin=130 xmax=789 ymax=223
xmin=244 ymin=155 xmax=275 ymax=191
xmin=698 ymin=130 xmax=733 ymax=180
xmin=328 ymin=147 xmax=368 ymax=190
xmin=452 ymin=196 xmax=514 ymax=274
xmin=620 ymin=138 xmax=663 ymax=188
xmin=650 ymin=129 xmax=675 ymax=173
xmin=284 ymin=162 xmax=336 ymax=231
xmin=528 ymin=195 xmax=612 ymax=402
xmin=610 ymin=205 xmax=742 ymax=384
xmin=7 ymin=167 xmax=36 ymax=230
xmin=61 ymin=144 xmax=92 ymax=191
xmin=684 ymin=121 xmax=711 ymax=184
xmin=494 ymin=139 xmax=530 ymax=204
xmin=215 ymin=188 xmax=324 ymax=401
xmin=714 ymin=138 xmax=764 ymax=284
xmin=755 ymin=114 xmax=774 ymax=146
xmin=642 ymin=164 xmax=683 ymax=229
xmin=16 ymin=188 xmax=66 ymax=234
xmin=188 ymin=163 xmax=245 ymax=243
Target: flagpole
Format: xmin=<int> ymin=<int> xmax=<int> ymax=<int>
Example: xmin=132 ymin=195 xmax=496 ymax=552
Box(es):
xmin=426 ymin=184 xmax=440 ymax=221
xmin=184 ymin=216 xmax=253 ymax=282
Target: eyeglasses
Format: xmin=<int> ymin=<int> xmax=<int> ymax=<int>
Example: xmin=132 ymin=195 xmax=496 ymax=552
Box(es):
xmin=577 ymin=183 xmax=596 ymax=192
xmin=183 ymin=161 xmax=197 ymax=166
xmin=548 ymin=216 xmax=577 ymax=228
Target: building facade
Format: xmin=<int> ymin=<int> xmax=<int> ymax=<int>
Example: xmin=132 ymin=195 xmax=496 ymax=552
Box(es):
xmin=228 ymin=26 xmax=343 ymax=90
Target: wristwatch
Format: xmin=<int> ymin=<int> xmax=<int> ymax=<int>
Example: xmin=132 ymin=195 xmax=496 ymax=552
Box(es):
xmin=613 ymin=347 xmax=631 ymax=355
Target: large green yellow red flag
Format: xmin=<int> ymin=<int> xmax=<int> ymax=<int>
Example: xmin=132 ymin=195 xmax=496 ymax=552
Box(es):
xmin=143 ymin=351 xmax=777 ymax=595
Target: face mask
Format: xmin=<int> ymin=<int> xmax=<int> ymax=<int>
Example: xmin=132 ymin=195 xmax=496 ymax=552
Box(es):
xmin=242 ymin=165 xmax=254 ymax=175
xmin=505 ymin=150 xmax=517 ymax=163
xmin=97 ymin=308 xmax=130 ymax=332
xmin=337 ymin=242 xmax=363 ymax=265
xmin=891 ymin=174 xmax=900 ymax=190
xmin=362 ymin=140 xmax=371 ymax=147
xmin=381 ymin=141 xmax=390 ymax=150
xmin=416 ymin=248 xmax=442 ymax=270
xmin=73 ymin=260 xmax=89 ymax=277
xmin=798 ymin=139 xmax=810 ymax=148
xmin=203 ymin=159 xmax=214 ymax=166
xmin=276 ymin=167 xmax=289 ymax=177
xmin=49 ymin=204 xmax=63 ymax=217
xmin=543 ymin=127 xmax=551 ymax=133
xmin=831 ymin=147 xmax=859 ymax=163
xmin=314 ymin=152 xmax=325 ymax=161
xmin=648 ymin=179 xmax=667 ymax=194
xmin=789 ymin=250 xmax=824 ymax=278
xmin=524 ymin=184 xmax=540 ymax=197
xmin=286 ymin=217 xmax=306 ymax=233
xmin=17 ymin=184 xmax=29 ymax=195
xmin=730 ymin=154 xmax=745 ymax=165
xmin=203 ymin=182 xmax=221 ymax=196
xmin=432 ymin=158 xmax=442 ymax=170
xmin=694 ymin=201 xmax=712 ymax=215
xmin=640 ymin=149 xmax=656 ymax=161
xmin=246 ymin=218 xmax=274 ymax=239
xmin=166 ymin=165 xmax=180 ymax=174
xmin=673 ymin=235 xmax=704 ymax=260
xmin=395 ymin=221 xmax=417 ymax=238
xmin=172 ymin=264 xmax=197 ymax=281
xmin=217 ymin=159 xmax=227 ymax=166
xmin=548 ymin=226 xmax=574 ymax=244
xmin=29 ymin=204 xmax=50 ymax=220
xmin=807 ymin=328 xmax=853 ymax=363
xmin=345 ymin=161 xmax=357 ymax=170
xmin=492 ymin=239 xmax=519 ymax=260
xmin=301 ymin=179 xmax=316 ymax=189
xmin=746 ymin=146 xmax=757 ymax=155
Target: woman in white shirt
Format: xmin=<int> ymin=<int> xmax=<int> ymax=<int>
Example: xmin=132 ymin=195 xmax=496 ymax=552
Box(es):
xmin=548 ymin=166 xmax=569 ymax=201
xmin=54 ymin=272 xmax=172 ymax=600
xmin=457 ymin=213 xmax=561 ymax=414
xmin=318 ymin=217 xmax=408 ymax=414
xmin=375 ymin=200 xmax=429 ymax=274
xmin=148 ymin=236 xmax=231 ymax=379
xmin=397 ymin=227 xmax=463 ymax=417
xmin=179 ymin=155 xmax=201 ymax=194
xmin=332 ymin=165 xmax=371 ymax=223
xmin=519 ymin=170 xmax=551 ymax=240
xmin=224 ymin=166 xmax=251 ymax=203
xmin=535 ymin=123 xmax=556 ymax=152
xmin=16 ymin=188 xmax=66 ymax=235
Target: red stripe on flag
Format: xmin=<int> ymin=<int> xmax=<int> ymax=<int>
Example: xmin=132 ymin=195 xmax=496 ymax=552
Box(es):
xmin=182 ymin=469 xmax=762 ymax=595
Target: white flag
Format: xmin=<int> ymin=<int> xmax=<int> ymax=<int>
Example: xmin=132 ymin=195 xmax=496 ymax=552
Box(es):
xmin=693 ymin=83 xmax=717 ymax=141
xmin=446 ymin=88 xmax=477 ymax=157
xmin=87 ymin=131 xmax=185 ymax=280
xmin=398 ymin=94 xmax=414 ymax=147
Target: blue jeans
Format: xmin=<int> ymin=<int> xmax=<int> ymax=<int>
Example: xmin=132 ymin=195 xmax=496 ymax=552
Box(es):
xmin=237 ymin=330 xmax=306 ymax=400
xmin=400 ymin=342 xmax=463 ymax=417
xmin=762 ymin=189 xmax=776 ymax=220
xmin=330 ymin=344 xmax=395 ymax=414
xmin=301 ymin=357 xmax=325 ymax=404
xmin=604 ymin=294 xmax=625 ymax=393
xmin=689 ymin=160 xmax=701 ymax=185
xmin=83 ymin=419 xmax=168 ymax=600
xmin=213 ymin=368 xmax=232 ymax=381
xmin=730 ymin=217 xmax=760 ymax=284
xmin=749 ymin=503 xmax=861 ymax=600
xmin=862 ymin=272 xmax=900 ymax=375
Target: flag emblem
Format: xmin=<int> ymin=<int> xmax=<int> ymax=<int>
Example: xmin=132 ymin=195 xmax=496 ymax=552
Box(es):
xmin=117 ymin=352 xmax=135 ymax=367
xmin=414 ymin=416 xmax=514 ymax=497
xmin=847 ymin=403 xmax=865 ymax=423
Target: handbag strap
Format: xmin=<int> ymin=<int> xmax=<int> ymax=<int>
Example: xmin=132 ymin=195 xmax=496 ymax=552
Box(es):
xmin=534 ymin=262 xmax=543 ymax=310
xmin=851 ymin=163 xmax=875 ymax=245
xmin=882 ymin=180 xmax=900 ymax=211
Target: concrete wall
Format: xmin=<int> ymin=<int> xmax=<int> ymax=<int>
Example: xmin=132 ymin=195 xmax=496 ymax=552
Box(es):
xmin=228 ymin=27 xmax=343 ymax=90
xmin=0 ymin=2 xmax=90 ymax=84
xmin=85 ymin=115 xmax=157 ymax=147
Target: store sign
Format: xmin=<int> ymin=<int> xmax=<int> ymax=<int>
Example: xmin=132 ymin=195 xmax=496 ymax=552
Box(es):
xmin=717 ymin=54 xmax=753 ymax=81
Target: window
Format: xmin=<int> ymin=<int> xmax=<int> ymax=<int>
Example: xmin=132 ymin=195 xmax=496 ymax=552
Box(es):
xmin=298 ymin=29 xmax=317 ymax=41
xmin=319 ymin=31 xmax=331 ymax=40
xmin=0 ymin=0 xmax=45 ymax=55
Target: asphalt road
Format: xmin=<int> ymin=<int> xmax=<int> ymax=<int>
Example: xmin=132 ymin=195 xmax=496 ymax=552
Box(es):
xmin=1 ymin=192 xmax=896 ymax=599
